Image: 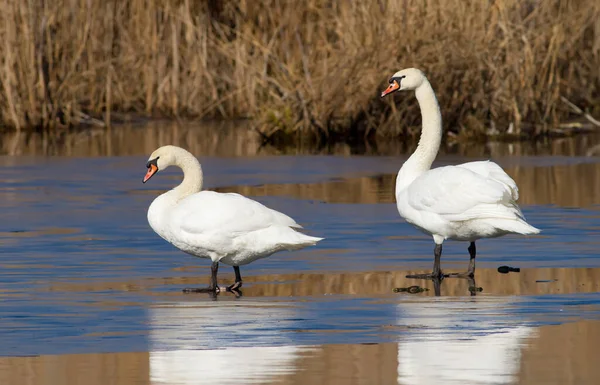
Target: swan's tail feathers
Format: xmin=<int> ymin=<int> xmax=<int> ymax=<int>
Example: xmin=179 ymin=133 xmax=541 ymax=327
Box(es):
xmin=283 ymin=232 xmax=324 ymax=251
xmin=508 ymin=201 xmax=540 ymax=235
xmin=496 ymin=218 xmax=541 ymax=236
xmin=253 ymin=225 xmax=323 ymax=252
xmin=301 ymin=234 xmax=324 ymax=244
xmin=520 ymin=222 xmax=541 ymax=235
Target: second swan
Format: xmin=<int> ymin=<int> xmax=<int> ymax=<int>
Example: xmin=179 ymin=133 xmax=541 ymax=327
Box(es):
xmin=381 ymin=68 xmax=540 ymax=280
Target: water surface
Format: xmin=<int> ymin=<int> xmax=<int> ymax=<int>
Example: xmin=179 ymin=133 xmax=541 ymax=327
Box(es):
xmin=1 ymin=124 xmax=600 ymax=384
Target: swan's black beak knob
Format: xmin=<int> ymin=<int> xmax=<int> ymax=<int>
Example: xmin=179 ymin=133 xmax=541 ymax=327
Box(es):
xmin=381 ymin=80 xmax=400 ymax=98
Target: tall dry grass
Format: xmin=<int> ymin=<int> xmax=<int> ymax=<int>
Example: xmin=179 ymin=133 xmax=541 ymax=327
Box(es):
xmin=0 ymin=0 xmax=598 ymax=138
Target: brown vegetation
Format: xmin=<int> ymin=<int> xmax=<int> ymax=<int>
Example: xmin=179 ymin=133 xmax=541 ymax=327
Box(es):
xmin=0 ymin=0 xmax=599 ymax=139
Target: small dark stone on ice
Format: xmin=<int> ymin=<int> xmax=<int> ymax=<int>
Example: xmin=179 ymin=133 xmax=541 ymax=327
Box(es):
xmin=393 ymin=285 xmax=429 ymax=294
xmin=468 ymin=286 xmax=483 ymax=292
xmin=498 ymin=265 xmax=521 ymax=274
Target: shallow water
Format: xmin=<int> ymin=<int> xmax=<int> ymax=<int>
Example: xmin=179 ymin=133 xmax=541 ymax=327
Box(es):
xmin=1 ymin=124 xmax=600 ymax=384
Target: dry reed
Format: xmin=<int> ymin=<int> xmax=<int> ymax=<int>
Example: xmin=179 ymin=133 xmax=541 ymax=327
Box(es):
xmin=0 ymin=0 xmax=598 ymax=139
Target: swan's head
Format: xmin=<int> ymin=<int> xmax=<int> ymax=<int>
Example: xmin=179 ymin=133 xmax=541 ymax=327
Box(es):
xmin=143 ymin=145 xmax=179 ymax=183
xmin=381 ymin=68 xmax=426 ymax=97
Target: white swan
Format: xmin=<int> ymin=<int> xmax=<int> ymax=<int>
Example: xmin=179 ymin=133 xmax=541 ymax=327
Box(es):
xmin=381 ymin=68 xmax=540 ymax=279
xmin=143 ymin=145 xmax=323 ymax=293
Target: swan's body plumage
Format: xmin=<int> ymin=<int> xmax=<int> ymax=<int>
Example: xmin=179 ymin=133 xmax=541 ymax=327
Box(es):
xmin=396 ymin=160 xmax=536 ymax=242
xmin=150 ymin=190 xmax=316 ymax=266
xmin=143 ymin=145 xmax=322 ymax=292
xmin=382 ymin=68 xmax=539 ymax=277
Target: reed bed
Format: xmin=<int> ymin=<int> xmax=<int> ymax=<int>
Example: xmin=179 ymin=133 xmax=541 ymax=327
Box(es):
xmin=0 ymin=0 xmax=598 ymax=139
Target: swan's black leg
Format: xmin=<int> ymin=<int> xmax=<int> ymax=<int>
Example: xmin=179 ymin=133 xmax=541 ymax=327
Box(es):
xmin=433 ymin=244 xmax=442 ymax=277
xmin=432 ymin=275 xmax=442 ymax=296
xmin=406 ymin=244 xmax=444 ymax=280
xmin=467 ymin=242 xmax=476 ymax=275
xmin=226 ymin=266 xmax=243 ymax=292
xmin=466 ymin=276 xmax=483 ymax=296
xmin=445 ymin=242 xmax=476 ymax=278
xmin=183 ymin=261 xmax=221 ymax=293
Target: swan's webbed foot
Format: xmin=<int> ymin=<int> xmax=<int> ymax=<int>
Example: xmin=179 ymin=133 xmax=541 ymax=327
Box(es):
xmin=444 ymin=242 xmax=477 ymax=279
xmin=225 ymin=281 xmax=243 ymax=297
xmin=226 ymin=280 xmax=242 ymax=292
xmin=407 ymin=244 xmax=445 ymax=281
xmin=182 ymin=285 xmax=221 ymax=294
xmin=183 ymin=261 xmax=221 ymax=294
xmin=225 ymin=266 xmax=243 ymax=296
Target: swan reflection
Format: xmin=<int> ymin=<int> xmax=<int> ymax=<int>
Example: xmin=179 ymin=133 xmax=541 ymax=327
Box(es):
xmin=395 ymin=296 xmax=536 ymax=384
xmin=149 ymin=301 xmax=310 ymax=385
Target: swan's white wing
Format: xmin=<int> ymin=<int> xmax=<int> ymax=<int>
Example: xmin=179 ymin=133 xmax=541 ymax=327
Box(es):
xmin=457 ymin=160 xmax=519 ymax=200
xmin=407 ymin=165 xmax=521 ymax=222
xmin=172 ymin=191 xmax=301 ymax=236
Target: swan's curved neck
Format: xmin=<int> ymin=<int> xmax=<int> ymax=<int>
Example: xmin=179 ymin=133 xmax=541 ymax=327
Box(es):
xmin=397 ymin=80 xmax=442 ymax=191
xmin=171 ymin=150 xmax=203 ymax=201
xmin=147 ymin=148 xmax=203 ymax=239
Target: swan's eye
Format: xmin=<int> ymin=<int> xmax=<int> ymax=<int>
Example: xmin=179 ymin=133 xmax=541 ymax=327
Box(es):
xmin=146 ymin=157 xmax=159 ymax=169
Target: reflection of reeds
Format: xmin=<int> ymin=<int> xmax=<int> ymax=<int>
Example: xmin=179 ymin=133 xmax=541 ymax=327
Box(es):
xmin=272 ymin=321 xmax=600 ymax=385
xmin=0 ymin=351 xmax=150 ymax=385
xmin=2 ymin=122 xmax=600 ymax=208
xmin=0 ymin=1 xmax=598 ymax=136
xmin=44 ymin=268 xmax=600 ymax=298
xmin=217 ymin=161 xmax=600 ymax=207
xmin=2 ymin=122 xmax=600 ymax=158
xmin=509 ymin=163 xmax=600 ymax=206
xmin=227 ymin=267 xmax=600 ymax=297
xmin=0 ymin=121 xmax=264 ymax=156
xmin=518 ymin=321 xmax=600 ymax=385
xmin=277 ymin=343 xmax=401 ymax=385
xmin=4 ymin=269 xmax=600 ymax=384
xmin=218 ymin=175 xmax=397 ymax=204
xmin=0 ymin=321 xmax=598 ymax=385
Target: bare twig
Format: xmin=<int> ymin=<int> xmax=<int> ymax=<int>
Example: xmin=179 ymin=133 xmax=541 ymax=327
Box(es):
xmin=560 ymin=96 xmax=600 ymax=127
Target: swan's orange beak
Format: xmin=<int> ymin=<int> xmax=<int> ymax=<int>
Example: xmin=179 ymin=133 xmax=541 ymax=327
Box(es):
xmin=143 ymin=164 xmax=158 ymax=183
xmin=381 ymin=80 xmax=400 ymax=98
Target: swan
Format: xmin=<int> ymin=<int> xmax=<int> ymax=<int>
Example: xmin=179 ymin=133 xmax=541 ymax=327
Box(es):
xmin=142 ymin=145 xmax=323 ymax=293
xmin=381 ymin=68 xmax=540 ymax=280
